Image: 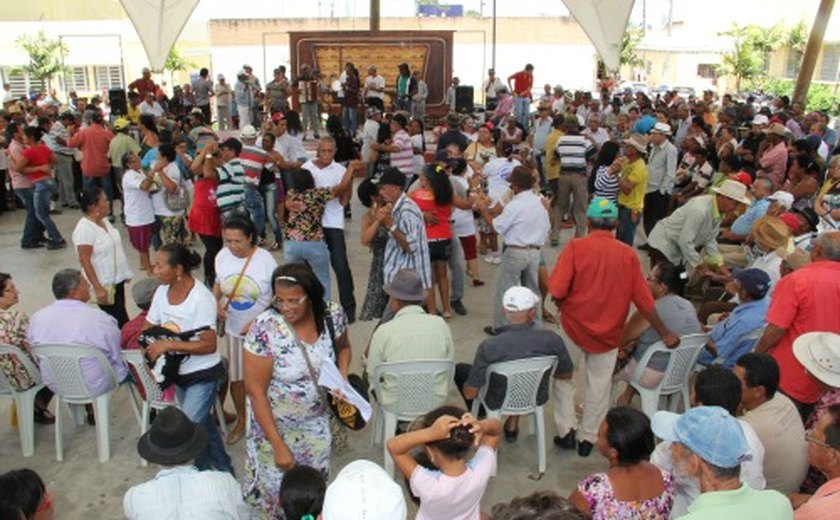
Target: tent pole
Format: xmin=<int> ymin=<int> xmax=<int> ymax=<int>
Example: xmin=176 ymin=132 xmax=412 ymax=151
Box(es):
xmin=793 ymin=0 xmax=835 ymax=106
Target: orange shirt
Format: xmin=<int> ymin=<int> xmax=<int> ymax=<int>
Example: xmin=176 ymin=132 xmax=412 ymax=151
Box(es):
xmin=548 ymin=230 xmax=654 ymax=353
xmin=68 ymin=123 xmax=113 ymax=177
xmin=794 ymin=478 xmax=840 ymax=520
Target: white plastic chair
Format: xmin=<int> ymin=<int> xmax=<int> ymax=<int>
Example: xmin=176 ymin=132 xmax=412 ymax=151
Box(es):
xmin=370 ymin=359 xmax=455 ymax=478
xmin=470 ymin=355 xmax=557 ymax=480
xmin=0 ymin=344 xmax=45 ymax=457
xmin=31 ymin=343 xmax=136 ymax=463
xmin=122 ymin=350 xmax=228 ymax=466
xmin=629 ymin=333 xmax=709 ymax=418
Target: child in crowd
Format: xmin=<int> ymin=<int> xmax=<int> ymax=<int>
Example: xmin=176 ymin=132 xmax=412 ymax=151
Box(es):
xmin=387 ymin=406 xmax=501 ymax=520
xmin=279 ymin=465 xmax=327 ymax=520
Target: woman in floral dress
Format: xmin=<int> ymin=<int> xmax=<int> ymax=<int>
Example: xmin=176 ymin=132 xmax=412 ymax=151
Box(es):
xmin=357 ymin=178 xmax=389 ymax=321
xmin=243 ymin=262 xmax=351 ymax=519
xmin=0 ymin=273 xmax=54 ymax=422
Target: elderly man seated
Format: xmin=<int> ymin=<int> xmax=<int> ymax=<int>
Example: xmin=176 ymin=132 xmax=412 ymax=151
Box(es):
xmin=365 ymin=268 xmax=454 ymax=408
xmin=455 ymin=286 xmax=573 ymax=441
xmin=652 ymin=406 xmax=792 ymax=520
xmin=697 ymin=268 xmax=770 ymax=369
xmin=28 ymin=269 xmax=129 ymax=421
xmin=733 ymin=353 xmax=808 ymax=495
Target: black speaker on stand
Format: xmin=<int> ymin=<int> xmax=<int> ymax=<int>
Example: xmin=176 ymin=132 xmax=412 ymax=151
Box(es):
xmin=108 ymin=88 xmax=127 ymax=116
xmin=455 ymin=85 xmax=474 ymax=114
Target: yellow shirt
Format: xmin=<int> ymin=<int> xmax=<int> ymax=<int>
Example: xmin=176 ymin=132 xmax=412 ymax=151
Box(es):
xmin=543 ymin=129 xmax=564 ymax=181
xmin=127 ymin=104 xmax=140 ymax=125
xmin=618 ymin=157 xmax=648 ymax=211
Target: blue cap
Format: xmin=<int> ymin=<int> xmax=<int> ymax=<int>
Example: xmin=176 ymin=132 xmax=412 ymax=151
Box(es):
xmin=651 ymin=406 xmax=750 ymax=469
xmin=732 ymin=268 xmax=771 ymax=299
xmin=586 ymin=196 xmax=618 ymax=219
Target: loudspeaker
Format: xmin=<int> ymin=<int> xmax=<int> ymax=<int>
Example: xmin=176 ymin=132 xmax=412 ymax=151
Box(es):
xmin=455 ymin=85 xmax=474 ymax=114
xmin=109 ymin=88 xmax=127 ymax=116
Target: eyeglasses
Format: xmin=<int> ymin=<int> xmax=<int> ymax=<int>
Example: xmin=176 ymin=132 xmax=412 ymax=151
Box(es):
xmin=805 ymin=431 xmax=834 ymax=449
xmin=272 ymin=295 xmax=308 ymax=310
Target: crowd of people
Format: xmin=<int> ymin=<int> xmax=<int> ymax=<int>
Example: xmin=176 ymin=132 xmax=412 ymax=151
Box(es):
xmin=1 ymin=57 xmax=840 ymax=520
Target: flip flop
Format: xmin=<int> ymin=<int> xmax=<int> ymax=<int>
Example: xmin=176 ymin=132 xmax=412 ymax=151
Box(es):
xmin=542 ymin=312 xmax=558 ymax=324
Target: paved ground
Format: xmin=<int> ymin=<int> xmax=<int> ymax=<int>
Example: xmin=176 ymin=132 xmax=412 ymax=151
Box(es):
xmin=0 ymin=187 xmax=618 ymax=518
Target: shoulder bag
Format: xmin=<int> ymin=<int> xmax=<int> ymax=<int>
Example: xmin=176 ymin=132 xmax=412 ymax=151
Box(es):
xmin=216 ymin=250 xmax=255 ymax=337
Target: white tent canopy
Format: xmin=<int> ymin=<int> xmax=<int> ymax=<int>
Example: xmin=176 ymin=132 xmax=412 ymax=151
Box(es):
xmin=562 ymin=0 xmax=635 ymax=71
xmin=119 ymin=0 xmax=199 ymax=71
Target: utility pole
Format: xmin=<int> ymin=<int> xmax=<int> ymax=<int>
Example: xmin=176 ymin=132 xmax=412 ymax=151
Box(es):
xmin=492 ymin=0 xmax=497 ymax=70
xmin=371 ymin=0 xmax=380 ymax=32
xmin=793 ymin=0 xmax=835 ymax=106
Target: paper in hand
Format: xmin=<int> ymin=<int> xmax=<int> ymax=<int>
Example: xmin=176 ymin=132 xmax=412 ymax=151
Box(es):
xmin=318 ymin=358 xmax=372 ymax=421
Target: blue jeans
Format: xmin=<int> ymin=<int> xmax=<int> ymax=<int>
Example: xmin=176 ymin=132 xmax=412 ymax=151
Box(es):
xmin=284 ymin=240 xmax=332 ymax=300
xmin=14 ymin=187 xmax=45 ymax=246
xmin=261 ymin=183 xmax=282 ymax=243
xmin=176 ymin=377 xmax=234 ymax=475
xmin=513 ymin=96 xmax=531 ymax=131
xmin=82 ymin=174 xmax=114 ymax=202
xmin=617 ymin=206 xmax=638 ymax=247
xmin=323 ymin=228 xmax=356 ymax=317
xmin=343 ymin=106 xmax=358 ymax=136
xmin=243 ymin=185 xmax=265 ymax=237
xmin=33 ymin=180 xmax=63 ymax=242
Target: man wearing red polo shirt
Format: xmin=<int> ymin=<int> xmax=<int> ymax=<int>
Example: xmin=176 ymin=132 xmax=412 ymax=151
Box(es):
xmin=507 ymin=64 xmax=534 ymax=131
xmin=548 ymin=197 xmax=678 ymax=457
xmin=68 ymin=111 xmax=114 ymax=216
xmin=755 ymin=231 xmax=840 ymax=420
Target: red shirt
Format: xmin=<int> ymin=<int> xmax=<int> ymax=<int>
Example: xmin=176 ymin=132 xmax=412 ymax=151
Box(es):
xmin=548 ymin=230 xmax=654 ymax=353
xmin=129 ymin=78 xmax=158 ymax=99
xmin=766 ymin=261 xmax=840 ymax=404
xmin=68 ymin=123 xmax=114 ymax=176
xmin=120 ymin=311 xmax=148 ymax=351
xmin=509 ymin=71 xmax=533 ymax=98
xmin=21 ymin=144 xmax=52 ymax=183
xmin=411 ymin=188 xmax=452 ymax=241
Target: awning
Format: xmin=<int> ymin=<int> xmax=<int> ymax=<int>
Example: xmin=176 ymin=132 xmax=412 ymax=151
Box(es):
xmin=562 ymin=0 xmax=635 ymax=71
xmin=119 ymin=0 xmax=199 ymax=70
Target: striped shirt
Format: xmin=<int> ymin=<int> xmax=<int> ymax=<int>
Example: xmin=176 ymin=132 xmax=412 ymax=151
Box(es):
xmin=390 ymin=129 xmax=414 ymax=176
xmin=215 ymin=159 xmax=245 ymax=213
xmin=555 ymin=135 xmax=593 ymax=175
xmin=239 ymin=144 xmax=267 ymax=186
xmin=384 ymin=193 xmax=432 ymax=289
xmin=593 ymin=165 xmax=620 ymax=202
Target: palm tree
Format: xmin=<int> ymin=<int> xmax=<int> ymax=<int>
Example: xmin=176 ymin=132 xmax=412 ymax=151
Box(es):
xmin=15 ymin=30 xmax=68 ymax=93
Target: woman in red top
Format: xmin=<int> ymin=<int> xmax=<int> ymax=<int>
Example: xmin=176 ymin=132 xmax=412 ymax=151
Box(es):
xmin=188 ymin=141 xmax=223 ymax=287
xmin=13 ymin=126 xmax=66 ymax=248
xmin=411 ymin=163 xmax=455 ymax=319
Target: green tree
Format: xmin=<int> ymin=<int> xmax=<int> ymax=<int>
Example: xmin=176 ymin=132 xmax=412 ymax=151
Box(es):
xmin=162 ymin=47 xmax=194 ymax=87
xmin=15 ymin=30 xmax=68 ymax=92
xmin=718 ymin=23 xmax=767 ymax=91
xmin=621 ymin=27 xmax=645 ymax=68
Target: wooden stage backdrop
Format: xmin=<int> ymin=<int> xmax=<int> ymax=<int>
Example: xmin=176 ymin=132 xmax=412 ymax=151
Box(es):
xmin=289 ymin=31 xmax=454 ymax=119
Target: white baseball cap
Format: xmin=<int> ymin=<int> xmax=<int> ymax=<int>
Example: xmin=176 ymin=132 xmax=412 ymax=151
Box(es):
xmin=767 ymin=190 xmax=794 ymax=210
xmin=322 ymin=460 xmax=406 ymax=520
xmin=240 ymin=125 xmax=258 ymax=139
xmin=752 ymin=114 xmax=770 ymax=126
xmin=502 ymin=286 xmax=540 ymax=312
xmin=217 ymin=73 xmax=225 ymax=80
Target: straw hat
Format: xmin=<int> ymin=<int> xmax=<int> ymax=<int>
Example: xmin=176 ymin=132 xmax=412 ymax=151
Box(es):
xmin=751 ymin=216 xmax=791 ymax=251
xmin=623 ymin=133 xmax=649 ymax=154
xmin=711 ymin=179 xmax=751 ymax=205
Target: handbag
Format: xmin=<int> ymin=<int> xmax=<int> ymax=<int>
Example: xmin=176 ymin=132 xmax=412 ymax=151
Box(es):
xmin=163 ymin=170 xmax=191 ymax=211
xmin=216 ymin=250 xmax=255 ymax=338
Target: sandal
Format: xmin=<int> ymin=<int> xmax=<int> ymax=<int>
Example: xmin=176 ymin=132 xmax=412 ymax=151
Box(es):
xmin=472 ymin=279 xmax=485 ymax=287
xmin=442 ymin=312 xmax=453 ymax=322
xmin=542 ymin=312 xmax=558 ymax=324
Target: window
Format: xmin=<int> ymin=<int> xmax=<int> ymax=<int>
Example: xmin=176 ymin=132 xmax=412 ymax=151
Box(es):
xmin=786 ymin=49 xmax=803 ymax=79
xmin=819 ymin=44 xmax=840 ymax=82
xmin=2 ymin=69 xmax=44 ymax=98
xmin=94 ymin=65 xmax=123 ymax=90
xmin=66 ymin=66 xmax=89 ymax=92
xmin=697 ymin=64 xmax=718 ymax=79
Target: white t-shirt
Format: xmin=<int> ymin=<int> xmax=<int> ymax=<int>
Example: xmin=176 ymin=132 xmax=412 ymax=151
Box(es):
xmin=121 ymin=168 xmax=155 ymax=227
xmin=482 ymin=157 xmax=520 ymax=203
xmin=450 ymin=175 xmax=476 ymax=237
xmin=146 ymin=282 xmax=220 ymax=375
xmin=139 ymin=101 xmax=164 ymax=118
xmin=278 ymin=132 xmax=307 ymax=162
xmin=151 ymin=162 xmax=184 ymax=217
xmin=71 ymin=217 xmax=133 ymax=286
xmin=364 ymin=75 xmax=385 ymax=99
xmin=303 ymin=159 xmax=346 ymax=230
xmin=215 ymin=247 xmax=277 ymax=337
xmin=410 ymin=446 xmax=497 ymax=520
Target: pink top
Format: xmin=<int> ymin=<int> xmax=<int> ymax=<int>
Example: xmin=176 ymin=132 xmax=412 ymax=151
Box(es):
xmin=410 ymin=446 xmax=497 ymax=520
xmin=795 ymin=478 xmax=840 ymax=520
xmin=8 ymin=140 xmax=31 ymax=189
xmin=68 ymin=123 xmax=114 ymax=176
xmin=758 ymin=141 xmax=789 ymax=189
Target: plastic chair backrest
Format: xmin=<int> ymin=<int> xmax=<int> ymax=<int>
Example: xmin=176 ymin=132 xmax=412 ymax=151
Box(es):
xmin=720 ymin=326 xmax=765 ymax=368
xmin=372 ymin=359 xmax=454 ymax=417
xmin=31 ymin=343 xmax=118 ymax=400
xmin=636 ymin=334 xmax=708 ymax=393
xmin=0 ymin=344 xmax=43 ymax=393
xmin=480 ymin=356 xmax=557 ymax=414
xmin=122 ymin=350 xmax=168 ymax=407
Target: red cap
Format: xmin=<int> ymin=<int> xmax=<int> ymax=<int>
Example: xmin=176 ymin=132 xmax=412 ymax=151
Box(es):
xmin=271 ymin=112 xmax=285 ymax=122
xmin=779 ymin=212 xmax=800 ymax=232
xmin=729 ymin=171 xmax=753 ymax=186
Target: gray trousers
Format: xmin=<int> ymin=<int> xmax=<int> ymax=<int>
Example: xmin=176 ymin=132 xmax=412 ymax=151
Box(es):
xmin=449 ymin=234 xmax=466 ymax=302
xmin=302 ymin=101 xmax=320 ymax=135
xmin=493 ymin=247 xmax=542 ymax=328
xmin=54 ymin=154 xmax=75 ymax=206
xmin=556 ymin=173 xmax=588 ymax=238
xmin=217 ymin=105 xmax=231 ymax=131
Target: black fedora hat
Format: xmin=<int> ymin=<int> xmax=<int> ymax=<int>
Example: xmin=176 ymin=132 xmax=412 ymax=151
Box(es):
xmin=137 ymin=407 xmax=208 ymax=465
